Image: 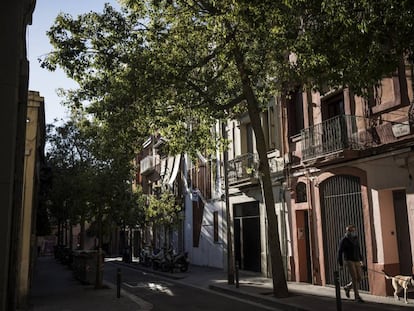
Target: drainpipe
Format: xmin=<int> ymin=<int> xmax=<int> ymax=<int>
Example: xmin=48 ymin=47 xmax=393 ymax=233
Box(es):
xmin=280 ymin=185 xmax=289 ymax=278
xmin=279 ymin=94 xmax=290 ymax=279
xmin=306 ymin=172 xmax=317 ymax=285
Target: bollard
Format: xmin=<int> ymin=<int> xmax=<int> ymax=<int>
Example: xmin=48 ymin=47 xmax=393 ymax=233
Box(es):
xmin=117 ymin=268 xmax=121 ymax=298
xmin=235 ymin=261 xmax=239 ymax=288
xmin=334 ymin=270 xmax=342 ymax=311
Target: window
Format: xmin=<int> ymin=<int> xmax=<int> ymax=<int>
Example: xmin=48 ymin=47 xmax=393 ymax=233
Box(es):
xmin=213 ymin=211 xmax=219 ymax=242
xmin=288 ymin=90 xmax=304 ymax=137
xmin=322 ymin=93 xmax=344 ymax=121
xmin=190 ymin=160 xmax=211 ymax=200
xmin=296 ymin=182 xmax=307 ymax=203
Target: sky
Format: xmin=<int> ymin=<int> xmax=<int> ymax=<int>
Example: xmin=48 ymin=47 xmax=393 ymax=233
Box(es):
xmin=27 ymin=0 xmax=121 ymax=125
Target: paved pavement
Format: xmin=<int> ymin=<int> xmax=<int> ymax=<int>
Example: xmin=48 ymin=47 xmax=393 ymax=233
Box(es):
xmin=30 ymin=256 xmax=413 ymax=311
xmin=113 ymin=259 xmax=412 ymax=311
xmin=30 ymin=256 xmax=144 ymax=310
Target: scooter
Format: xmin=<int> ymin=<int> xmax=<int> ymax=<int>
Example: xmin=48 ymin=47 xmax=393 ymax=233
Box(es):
xmin=139 ymin=246 xmax=152 ymax=267
xmin=162 ymin=248 xmax=189 ymax=273
xmin=174 ymin=251 xmax=189 ymax=272
xmin=150 ymin=248 xmax=165 ymax=270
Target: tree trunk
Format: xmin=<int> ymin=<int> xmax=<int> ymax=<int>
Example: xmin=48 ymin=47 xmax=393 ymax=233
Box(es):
xmin=233 ymin=49 xmax=289 ymax=298
xmin=57 ymin=220 xmax=61 ymax=245
xmin=69 ymin=220 xmax=73 ymax=250
xmin=80 ymin=216 xmax=85 ymax=249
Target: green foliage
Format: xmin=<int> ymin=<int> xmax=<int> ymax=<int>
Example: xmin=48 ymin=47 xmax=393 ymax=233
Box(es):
xmin=110 ymin=184 xmax=147 ymax=228
xmin=42 ymin=1 xmax=414 ymax=124
xmin=44 ymin=111 xmax=146 ymax=233
xmin=285 ymin=0 xmax=414 ymax=95
xmin=146 ymin=190 xmax=181 ymax=226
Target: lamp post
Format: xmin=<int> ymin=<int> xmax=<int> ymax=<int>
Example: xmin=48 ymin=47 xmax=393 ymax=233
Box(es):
xmin=222 ymin=122 xmax=235 ymax=284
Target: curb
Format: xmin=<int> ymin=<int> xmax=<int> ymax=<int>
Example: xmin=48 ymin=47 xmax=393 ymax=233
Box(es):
xmin=108 ymin=261 xmax=307 ymax=310
xmin=208 ymin=284 xmax=309 ymax=311
xmin=103 ymin=280 xmax=154 ymax=310
xmin=110 ymin=261 xmax=186 ymax=280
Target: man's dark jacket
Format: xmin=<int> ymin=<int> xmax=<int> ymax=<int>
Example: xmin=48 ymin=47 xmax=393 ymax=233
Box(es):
xmin=337 ymin=234 xmax=363 ymax=266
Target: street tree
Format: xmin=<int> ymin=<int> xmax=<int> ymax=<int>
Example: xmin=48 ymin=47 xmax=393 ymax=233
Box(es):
xmin=46 ymin=118 xmax=95 ymax=247
xmin=45 ymin=113 xmax=147 ymax=288
xmin=146 ymin=190 xmax=182 ymax=241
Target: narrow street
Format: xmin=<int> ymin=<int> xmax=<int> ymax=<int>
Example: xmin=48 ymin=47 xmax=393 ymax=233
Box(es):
xmin=104 ymin=262 xmax=280 ymax=311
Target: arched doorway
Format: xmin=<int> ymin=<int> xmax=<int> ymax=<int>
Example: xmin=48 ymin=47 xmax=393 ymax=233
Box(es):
xmin=320 ymin=175 xmax=369 ymax=291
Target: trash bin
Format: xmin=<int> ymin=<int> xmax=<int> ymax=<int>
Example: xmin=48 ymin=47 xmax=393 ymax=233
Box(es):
xmin=72 ymin=250 xmax=103 ymax=285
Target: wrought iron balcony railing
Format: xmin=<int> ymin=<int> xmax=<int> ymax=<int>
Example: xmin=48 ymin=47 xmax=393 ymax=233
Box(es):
xmin=228 ymin=151 xmax=284 ymax=185
xmin=228 ymin=153 xmax=257 ymax=184
xmin=300 ymin=115 xmax=373 ymax=161
xmin=140 ymin=155 xmax=159 ymax=175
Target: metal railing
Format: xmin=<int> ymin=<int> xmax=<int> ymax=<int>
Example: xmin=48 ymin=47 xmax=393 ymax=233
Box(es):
xmin=140 ymin=155 xmax=159 ymax=175
xmin=228 ymin=151 xmax=284 ymax=184
xmin=300 ymin=115 xmax=373 ymax=161
xmin=228 ymin=153 xmax=258 ymax=184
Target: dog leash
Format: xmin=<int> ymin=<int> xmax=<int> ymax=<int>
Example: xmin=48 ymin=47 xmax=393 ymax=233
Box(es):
xmin=365 ymin=267 xmax=384 ymax=275
xmin=366 ymin=267 xmax=413 ymax=282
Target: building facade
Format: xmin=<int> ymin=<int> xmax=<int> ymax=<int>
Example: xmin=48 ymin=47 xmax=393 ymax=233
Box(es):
xmin=225 ymin=98 xmax=290 ymax=276
xmin=138 ymin=135 xmax=184 ymax=252
xmin=17 ymin=91 xmax=45 ymax=309
xmin=134 ymin=61 xmax=414 ymax=298
xmin=286 ymin=60 xmax=414 ymax=296
xmin=138 ymin=133 xmax=226 ymax=268
xmin=0 ymin=2 xmax=36 ymax=310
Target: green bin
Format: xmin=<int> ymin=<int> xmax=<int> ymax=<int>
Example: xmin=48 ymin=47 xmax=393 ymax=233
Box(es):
xmin=72 ymin=250 xmax=103 ymax=285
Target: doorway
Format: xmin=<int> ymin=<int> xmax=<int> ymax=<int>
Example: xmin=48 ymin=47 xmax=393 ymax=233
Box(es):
xmin=320 ymin=175 xmax=369 ymax=291
xmin=393 ymin=190 xmax=413 ymax=275
xmin=296 ymin=210 xmax=312 ymax=283
xmin=233 ymin=201 xmax=261 ymax=272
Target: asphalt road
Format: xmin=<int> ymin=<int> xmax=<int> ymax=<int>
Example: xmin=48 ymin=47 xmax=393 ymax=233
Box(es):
xmin=104 ymin=263 xmax=282 ymax=311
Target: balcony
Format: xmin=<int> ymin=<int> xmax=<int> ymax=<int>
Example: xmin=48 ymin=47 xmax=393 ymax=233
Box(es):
xmin=228 ymin=151 xmax=284 ymax=186
xmin=140 ymin=155 xmax=159 ymax=175
xmin=300 ymin=115 xmax=374 ymax=161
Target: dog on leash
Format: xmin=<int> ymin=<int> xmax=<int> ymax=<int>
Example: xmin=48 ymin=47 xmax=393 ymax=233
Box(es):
xmin=382 ymin=270 xmax=414 ymax=304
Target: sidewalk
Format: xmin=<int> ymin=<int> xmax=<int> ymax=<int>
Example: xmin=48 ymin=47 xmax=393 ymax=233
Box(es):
xmin=30 ymin=256 xmax=412 ymax=311
xmin=29 ymin=256 xmax=145 ymax=311
xmin=113 ymin=259 xmax=412 ymax=311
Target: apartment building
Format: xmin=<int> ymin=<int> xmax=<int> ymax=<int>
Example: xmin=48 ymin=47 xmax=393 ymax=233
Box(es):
xmin=136 ymin=95 xmax=292 ymax=274
xmin=138 ymin=132 xmax=226 ymax=268
xmin=17 ymin=91 xmax=45 ymax=308
xmin=286 ymin=61 xmax=414 ymax=296
xmin=138 ymin=135 xmax=182 ymax=250
xmin=0 ymin=2 xmax=36 ymax=310
xmin=225 ymin=98 xmax=290 ymax=276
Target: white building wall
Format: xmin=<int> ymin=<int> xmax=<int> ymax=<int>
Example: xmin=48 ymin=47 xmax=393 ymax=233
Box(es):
xmin=183 ymin=155 xmax=225 ymax=268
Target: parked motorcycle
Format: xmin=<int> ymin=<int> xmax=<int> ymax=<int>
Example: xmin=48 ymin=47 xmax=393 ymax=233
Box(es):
xmin=162 ymin=248 xmax=189 ymax=273
xmin=139 ymin=246 xmax=152 ymax=267
xmin=150 ymin=247 xmax=165 ymax=270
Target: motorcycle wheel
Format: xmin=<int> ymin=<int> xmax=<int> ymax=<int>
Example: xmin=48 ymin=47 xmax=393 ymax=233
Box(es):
xmin=179 ymin=261 xmax=189 ymax=272
xmin=161 ymin=262 xmax=170 ymax=272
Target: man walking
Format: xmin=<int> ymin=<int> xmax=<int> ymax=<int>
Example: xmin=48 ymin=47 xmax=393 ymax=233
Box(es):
xmin=337 ymin=224 xmax=365 ymax=303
